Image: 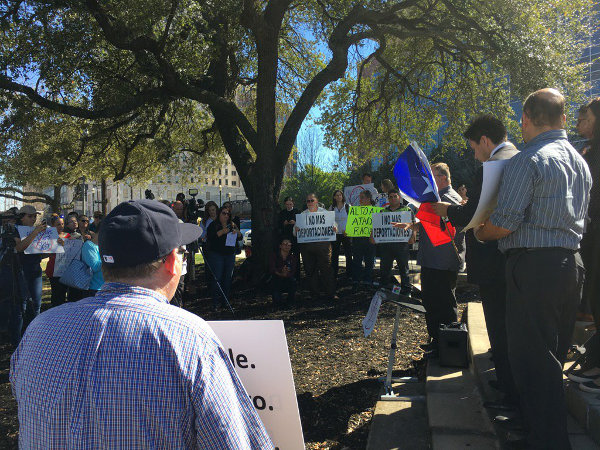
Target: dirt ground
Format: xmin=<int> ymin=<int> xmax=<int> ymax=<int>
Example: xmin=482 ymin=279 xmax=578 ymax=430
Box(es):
xmin=0 ymin=264 xmax=479 ymax=449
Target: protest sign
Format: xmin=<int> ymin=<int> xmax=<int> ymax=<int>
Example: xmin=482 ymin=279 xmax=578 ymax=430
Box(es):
xmin=372 ymin=211 xmax=413 ymax=243
xmin=362 ymin=291 xmax=384 ymax=337
xmin=463 ymin=160 xmax=509 ymax=231
xmin=17 ymin=226 xmax=64 ymax=254
xmin=208 ymin=320 xmax=304 ymax=450
xmin=295 ymin=211 xmax=336 ymax=243
xmin=344 ymin=183 xmax=379 ymax=206
xmin=375 ymin=193 xmax=389 ymax=208
xmin=53 ymin=239 xmax=84 ymax=277
xmin=345 ymin=205 xmax=383 ymax=237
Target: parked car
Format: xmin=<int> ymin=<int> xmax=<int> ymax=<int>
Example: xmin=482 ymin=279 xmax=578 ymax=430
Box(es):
xmin=240 ymin=220 xmax=252 ymax=247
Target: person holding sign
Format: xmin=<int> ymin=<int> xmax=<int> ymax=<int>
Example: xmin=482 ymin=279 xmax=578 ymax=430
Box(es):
xmin=431 ymin=115 xmax=519 ymax=409
xmin=14 ymin=206 xmax=64 ymax=327
xmin=394 ymin=164 xmax=465 ymax=356
xmin=294 ymin=193 xmax=338 ymax=301
xmin=378 ymin=189 xmax=413 ymax=294
xmin=329 ymin=190 xmax=352 ymax=279
xmin=11 ymin=199 xmax=272 ymax=449
xmin=351 ymin=190 xmax=377 ymax=286
xmin=206 ymin=207 xmax=243 ymax=310
xmin=45 ymin=216 xmax=72 ymax=307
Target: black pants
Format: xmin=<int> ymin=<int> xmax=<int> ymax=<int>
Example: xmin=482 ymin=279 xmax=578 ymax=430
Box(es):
xmin=49 ymin=277 xmax=68 ymax=307
xmin=581 ymin=223 xmax=600 ymax=326
xmin=331 ymin=234 xmax=352 ymax=278
xmin=420 ymin=267 xmax=457 ymax=343
xmin=506 ymin=249 xmax=584 ymax=450
xmin=272 ymin=276 xmax=297 ymax=302
xmin=379 ymin=242 xmax=410 ymax=291
xmin=479 ymin=280 xmax=518 ymax=403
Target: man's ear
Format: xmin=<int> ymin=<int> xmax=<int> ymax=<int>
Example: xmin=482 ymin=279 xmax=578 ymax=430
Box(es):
xmin=163 ymin=249 xmax=179 ymax=276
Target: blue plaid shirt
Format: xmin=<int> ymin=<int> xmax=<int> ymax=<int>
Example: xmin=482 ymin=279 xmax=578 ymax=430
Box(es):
xmin=10 ymin=282 xmax=273 ymax=449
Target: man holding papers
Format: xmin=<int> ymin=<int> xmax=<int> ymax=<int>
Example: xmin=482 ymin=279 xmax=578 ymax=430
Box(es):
xmin=431 ymin=115 xmax=519 ymax=410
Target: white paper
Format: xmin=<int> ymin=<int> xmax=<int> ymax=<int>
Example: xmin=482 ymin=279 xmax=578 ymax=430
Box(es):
xmin=53 ymin=239 xmax=84 ymax=277
xmin=463 ymin=160 xmax=510 ymax=231
xmin=225 ymin=232 xmax=237 ymax=247
xmin=17 ymin=226 xmax=65 ymax=254
xmin=363 ymin=291 xmax=384 ymax=337
xmin=372 ymin=211 xmax=413 ymax=243
xmin=295 ymin=211 xmax=336 ymax=243
xmin=344 ymin=183 xmax=379 ymax=206
xmin=207 ymin=320 xmax=305 ymax=450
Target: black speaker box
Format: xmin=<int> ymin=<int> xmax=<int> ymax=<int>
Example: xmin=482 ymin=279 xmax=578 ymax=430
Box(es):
xmin=438 ymin=322 xmax=469 ymax=368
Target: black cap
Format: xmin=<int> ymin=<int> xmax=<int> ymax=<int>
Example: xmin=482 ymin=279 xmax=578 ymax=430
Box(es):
xmin=99 ymin=199 xmax=202 ymax=267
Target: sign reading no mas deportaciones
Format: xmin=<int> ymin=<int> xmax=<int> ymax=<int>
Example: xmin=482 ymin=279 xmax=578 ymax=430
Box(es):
xmin=295 ymin=211 xmax=336 ymax=243
xmin=372 ymin=211 xmax=413 ymax=243
xmin=346 ymin=206 xmax=383 ymax=237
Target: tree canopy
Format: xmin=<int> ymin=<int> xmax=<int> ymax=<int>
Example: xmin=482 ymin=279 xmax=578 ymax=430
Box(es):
xmin=0 ymin=0 xmax=594 ymax=265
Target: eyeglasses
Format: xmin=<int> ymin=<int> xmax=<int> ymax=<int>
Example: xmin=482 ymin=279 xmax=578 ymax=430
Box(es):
xmin=177 ymin=246 xmax=189 ymax=256
xmin=221 ymin=212 xmax=231 ymax=216
xmin=306 ymin=199 xmax=315 ymax=203
xmin=80 ymin=219 xmax=89 ymax=223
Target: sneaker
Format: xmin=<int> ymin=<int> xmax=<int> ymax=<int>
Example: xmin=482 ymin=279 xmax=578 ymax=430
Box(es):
xmin=568 ymin=368 xmax=600 ymax=383
xmin=579 ymin=379 xmax=600 ymax=394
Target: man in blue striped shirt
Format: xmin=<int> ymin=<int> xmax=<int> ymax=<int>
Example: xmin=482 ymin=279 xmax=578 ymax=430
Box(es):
xmin=476 ymin=89 xmax=591 ymax=449
xmin=10 ymin=200 xmax=273 ymax=449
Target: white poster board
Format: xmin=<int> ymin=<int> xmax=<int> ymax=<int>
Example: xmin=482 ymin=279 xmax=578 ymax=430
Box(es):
xmin=372 ymin=211 xmax=413 ymax=243
xmin=344 ymin=183 xmax=379 ymax=206
xmin=463 ymin=160 xmax=509 ymax=231
xmin=375 ymin=193 xmax=389 ymax=208
xmin=207 ymin=320 xmax=304 ymax=450
xmin=295 ymin=211 xmax=336 ymax=243
xmin=17 ymin=226 xmax=64 ymax=254
xmin=53 ymin=239 xmax=84 ymax=277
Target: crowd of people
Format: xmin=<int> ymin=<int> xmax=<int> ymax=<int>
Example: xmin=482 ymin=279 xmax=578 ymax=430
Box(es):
xmin=2 ymin=87 xmax=599 ymax=449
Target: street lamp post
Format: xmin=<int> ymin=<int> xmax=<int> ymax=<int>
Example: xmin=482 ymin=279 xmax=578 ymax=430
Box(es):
xmin=219 ymin=184 xmax=222 ymax=206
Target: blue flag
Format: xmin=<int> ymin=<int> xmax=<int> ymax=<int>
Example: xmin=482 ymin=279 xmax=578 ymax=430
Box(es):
xmin=393 ymin=142 xmax=440 ymax=206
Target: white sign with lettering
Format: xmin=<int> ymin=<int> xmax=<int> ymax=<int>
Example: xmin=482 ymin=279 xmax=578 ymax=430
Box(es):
xmin=17 ymin=226 xmax=64 ymax=254
xmin=295 ymin=211 xmax=336 ymax=243
xmin=207 ymin=320 xmax=305 ymax=450
xmin=53 ymin=239 xmax=84 ymax=277
xmin=371 ymin=211 xmax=413 ymax=243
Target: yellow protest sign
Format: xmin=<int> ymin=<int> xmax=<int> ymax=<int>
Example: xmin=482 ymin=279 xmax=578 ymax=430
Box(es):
xmin=346 ymin=206 xmax=383 ymax=237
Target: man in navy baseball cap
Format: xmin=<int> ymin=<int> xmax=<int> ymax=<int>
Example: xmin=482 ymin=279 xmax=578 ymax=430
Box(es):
xmin=11 ymin=199 xmax=272 ymax=448
xmin=99 ymin=199 xmax=202 ymax=267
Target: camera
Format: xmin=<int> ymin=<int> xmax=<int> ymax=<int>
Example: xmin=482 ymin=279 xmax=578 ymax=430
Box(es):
xmin=185 ymin=189 xmax=205 ymax=224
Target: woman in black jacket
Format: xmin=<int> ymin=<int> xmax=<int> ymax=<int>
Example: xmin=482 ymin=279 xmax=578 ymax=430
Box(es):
xmin=206 ymin=207 xmax=242 ymax=310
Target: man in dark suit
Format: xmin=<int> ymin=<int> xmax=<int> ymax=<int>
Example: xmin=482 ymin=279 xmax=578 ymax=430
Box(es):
xmin=431 ymin=115 xmax=519 ymax=408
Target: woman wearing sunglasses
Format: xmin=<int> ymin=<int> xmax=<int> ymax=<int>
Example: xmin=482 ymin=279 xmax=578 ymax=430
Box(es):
xmin=206 ymin=207 xmax=242 ymax=310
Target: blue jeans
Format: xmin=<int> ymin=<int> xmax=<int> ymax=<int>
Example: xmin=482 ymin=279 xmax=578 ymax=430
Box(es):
xmin=22 ymin=267 xmax=43 ymax=323
xmin=207 ymin=251 xmax=235 ymax=308
xmin=352 ymin=237 xmax=375 ymax=283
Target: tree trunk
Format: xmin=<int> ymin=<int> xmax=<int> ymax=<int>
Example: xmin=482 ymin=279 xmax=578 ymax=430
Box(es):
xmin=51 ymin=185 xmax=62 ymax=213
xmin=244 ymin=162 xmax=281 ymax=279
xmin=101 ymin=178 xmax=108 ymax=215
